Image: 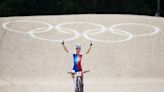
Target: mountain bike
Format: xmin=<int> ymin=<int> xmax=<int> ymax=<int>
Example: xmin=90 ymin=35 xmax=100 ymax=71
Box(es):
xmin=68 ymin=70 xmax=90 ymax=92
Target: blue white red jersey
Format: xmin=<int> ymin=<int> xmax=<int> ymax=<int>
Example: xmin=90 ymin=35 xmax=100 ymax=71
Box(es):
xmin=72 ymin=53 xmax=83 ymax=72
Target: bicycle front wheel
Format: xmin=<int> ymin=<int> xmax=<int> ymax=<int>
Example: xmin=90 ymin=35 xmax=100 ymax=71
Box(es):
xmin=76 ymin=76 xmax=83 ymax=92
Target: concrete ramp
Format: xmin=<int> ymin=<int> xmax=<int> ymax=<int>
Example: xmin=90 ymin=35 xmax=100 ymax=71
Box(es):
xmin=0 ymin=14 xmax=164 ymax=92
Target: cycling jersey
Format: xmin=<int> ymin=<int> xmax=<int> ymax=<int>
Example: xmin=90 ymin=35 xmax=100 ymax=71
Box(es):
xmin=72 ymin=53 xmax=83 ymax=72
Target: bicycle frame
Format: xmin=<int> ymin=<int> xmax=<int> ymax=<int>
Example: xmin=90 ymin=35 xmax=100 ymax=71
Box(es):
xmin=68 ymin=70 xmax=89 ymax=92
xmin=75 ymin=72 xmax=83 ymax=92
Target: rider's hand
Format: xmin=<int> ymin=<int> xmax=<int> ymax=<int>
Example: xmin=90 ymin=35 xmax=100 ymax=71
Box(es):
xmin=90 ymin=42 xmax=93 ymax=47
xmin=61 ymin=41 xmax=64 ymax=45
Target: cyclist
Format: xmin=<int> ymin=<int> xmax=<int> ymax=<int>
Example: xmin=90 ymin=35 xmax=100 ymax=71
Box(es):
xmin=61 ymin=41 xmax=92 ymax=80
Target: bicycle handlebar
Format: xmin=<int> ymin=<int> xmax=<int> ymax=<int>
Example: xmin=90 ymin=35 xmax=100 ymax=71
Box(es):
xmin=67 ymin=70 xmax=90 ymax=74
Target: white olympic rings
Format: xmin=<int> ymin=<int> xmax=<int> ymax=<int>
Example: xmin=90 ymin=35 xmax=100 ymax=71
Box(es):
xmin=110 ymin=23 xmax=160 ymax=37
xmin=2 ymin=20 xmax=53 ymax=33
xmin=83 ymin=28 xmax=133 ymax=43
xmin=1 ymin=20 xmax=160 ymax=43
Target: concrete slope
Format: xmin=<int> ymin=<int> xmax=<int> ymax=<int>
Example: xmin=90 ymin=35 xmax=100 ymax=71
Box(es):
xmin=0 ymin=14 xmax=164 ymax=92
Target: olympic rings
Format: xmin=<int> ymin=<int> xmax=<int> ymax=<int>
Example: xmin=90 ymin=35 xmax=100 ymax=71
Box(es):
xmin=110 ymin=23 xmax=160 ymax=37
xmin=2 ymin=20 xmax=53 ymax=34
xmin=56 ymin=22 xmax=106 ymax=34
xmin=83 ymin=28 xmax=133 ymax=43
xmin=29 ymin=26 xmax=80 ymax=42
xmin=2 ymin=20 xmax=160 ymax=43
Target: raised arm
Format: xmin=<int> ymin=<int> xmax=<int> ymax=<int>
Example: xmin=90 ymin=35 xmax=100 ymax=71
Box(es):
xmin=85 ymin=42 xmax=93 ymax=54
xmin=61 ymin=41 xmax=69 ymax=53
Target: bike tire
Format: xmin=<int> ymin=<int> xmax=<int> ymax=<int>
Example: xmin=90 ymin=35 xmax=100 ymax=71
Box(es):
xmin=76 ymin=76 xmax=83 ymax=92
